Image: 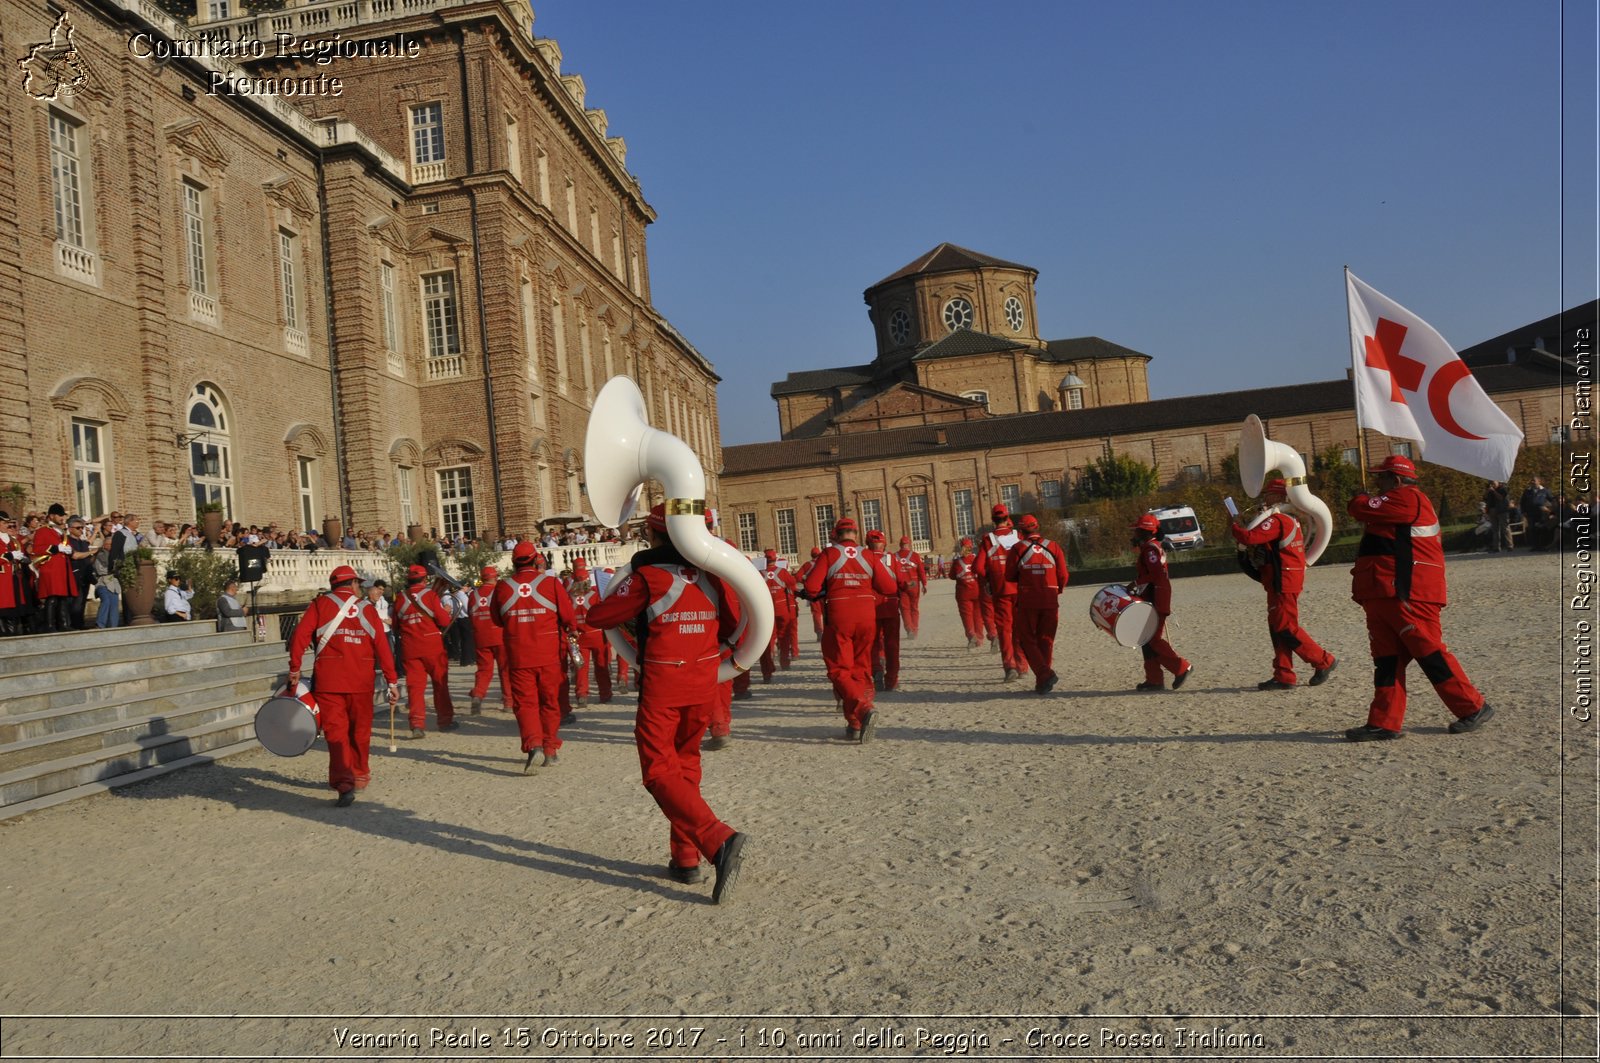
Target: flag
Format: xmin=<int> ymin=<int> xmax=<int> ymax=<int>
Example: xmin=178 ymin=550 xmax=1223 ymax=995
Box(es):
xmin=1346 ymin=270 xmax=1524 ymax=481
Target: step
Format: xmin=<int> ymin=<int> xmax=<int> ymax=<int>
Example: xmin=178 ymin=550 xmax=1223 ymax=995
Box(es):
xmin=0 ymin=640 xmax=285 ymax=714
xmin=0 ymin=618 xmax=222 ymax=659
xmin=0 ymin=669 xmax=280 ymax=769
xmin=0 ymin=738 xmax=259 ymax=822
xmin=0 ymin=625 xmax=266 ymax=676
xmin=0 ymin=713 xmax=260 ymax=810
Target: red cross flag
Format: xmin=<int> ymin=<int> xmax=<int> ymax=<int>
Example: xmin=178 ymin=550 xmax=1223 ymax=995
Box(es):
xmin=1346 ymin=270 xmax=1524 ymax=481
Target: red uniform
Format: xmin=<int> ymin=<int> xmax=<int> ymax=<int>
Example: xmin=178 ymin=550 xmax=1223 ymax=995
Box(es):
xmin=758 ymin=560 xmax=798 ymax=680
xmin=797 ymin=551 xmax=825 ymax=638
xmin=949 ymin=553 xmax=983 ymax=645
xmin=1005 ymin=533 xmax=1068 ymax=691
xmin=288 ymin=589 xmax=397 ymax=794
xmin=1231 ymin=509 xmax=1335 ymax=685
xmin=974 ymin=525 xmax=1028 ymax=678
xmin=31 ymin=523 xmax=76 ymax=599
xmin=587 ymin=545 xmax=740 ymax=871
xmin=469 ymin=582 xmax=514 ymax=710
xmin=1132 ymin=537 xmax=1190 ymax=688
xmin=570 ymin=586 xmax=612 ymax=703
xmin=395 ymin=583 xmax=455 ymax=730
xmin=804 ymin=537 xmax=898 ymax=730
xmin=869 ymin=547 xmax=902 ymax=691
xmin=893 ymin=546 xmax=928 ymax=638
xmin=492 ymin=566 xmax=575 ymax=757
xmin=0 ymin=531 xmax=29 ymax=622
xmin=1349 ymin=485 xmax=1484 ymax=730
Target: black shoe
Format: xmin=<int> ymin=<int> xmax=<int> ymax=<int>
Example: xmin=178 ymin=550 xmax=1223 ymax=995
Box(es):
xmin=441 ymin=720 xmax=460 ymax=731
xmin=470 ymin=698 xmax=483 ymax=715
xmin=734 ymin=690 xmax=753 ymax=701
xmin=844 ymin=726 xmax=860 ymax=741
xmin=522 ymin=748 xmax=542 ymax=775
xmin=1037 ymin=673 xmax=1059 ymax=695
xmin=410 ymin=728 xmax=425 ymax=739
xmin=1257 ymin=679 xmax=1295 ymax=690
xmin=1344 ymin=723 xmax=1401 ymax=742
xmin=1002 ymin=669 xmax=1019 ymax=683
xmin=1448 ymin=704 xmax=1496 ymax=734
xmin=1135 ymin=681 xmax=1164 ymax=691
xmin=1310 ymin=658 xmax=1338 ymax=686
xmin=703 ymin=733 xmax=731 ymax=751
xmin=561 ymin=710 xmax=575 ymax=723
xmin=859 ymin=710 xmax=877 ymax=744
xmin=667 ymin=862 xmax=705 ymax=885
xmin=711 ymin=832 xmax=748 ymax=905
xmin=1172 ymin=664 xmax=1194 ymax=689
xmin=334 ymin=790 xmax=355 ymax=807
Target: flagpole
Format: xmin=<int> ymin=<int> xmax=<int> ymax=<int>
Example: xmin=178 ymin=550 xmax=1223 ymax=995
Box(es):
xmin=1344 ymin=265 xmax=1371 ymax=491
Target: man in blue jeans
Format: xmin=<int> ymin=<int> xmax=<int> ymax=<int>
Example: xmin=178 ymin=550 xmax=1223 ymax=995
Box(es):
xmin=92 ymin=535 xmax=121 ymax=628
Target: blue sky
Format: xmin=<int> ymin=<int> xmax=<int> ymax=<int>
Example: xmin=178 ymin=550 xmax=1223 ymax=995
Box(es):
xmin=532 ymin=1 xmax=1596 ymax=447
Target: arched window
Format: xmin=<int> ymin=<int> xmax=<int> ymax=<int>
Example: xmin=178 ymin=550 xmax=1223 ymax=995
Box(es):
xmin=187 ymin=383 xmax=234 ymax=517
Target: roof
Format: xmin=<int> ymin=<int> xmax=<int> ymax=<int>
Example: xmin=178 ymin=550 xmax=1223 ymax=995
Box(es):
xmin=1457 ymin=299 xmax=1596 ymax=368
xmin=1043 ymin=336 xmax=1153 ymax=363
xmin=770 ymin=364 xmax=876 ymax=398
xmin=724 ymin=362 xmax=1556 ymax=477
xmin=912 ymin=329 xmax=1028 ymax=362
xmin=867 ymin=243 xmax=1037 ymax=292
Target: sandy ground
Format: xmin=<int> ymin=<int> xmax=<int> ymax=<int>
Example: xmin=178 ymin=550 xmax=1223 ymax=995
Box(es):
xmin=0 ymin=550 xmax=1593 ymax=1061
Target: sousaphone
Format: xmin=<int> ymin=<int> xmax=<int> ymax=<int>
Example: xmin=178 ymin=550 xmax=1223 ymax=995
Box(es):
xmin=1238 ymin=414 xmax=1334 ymax=565
xmin=584 ymin=376 xmax=773 ymax=682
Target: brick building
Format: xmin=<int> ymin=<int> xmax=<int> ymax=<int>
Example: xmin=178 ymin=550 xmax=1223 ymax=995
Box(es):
xmin=721 ymin=246 xmax=1583 ymax=558
xmin=1 ymin=0 xmax=721 ymax=538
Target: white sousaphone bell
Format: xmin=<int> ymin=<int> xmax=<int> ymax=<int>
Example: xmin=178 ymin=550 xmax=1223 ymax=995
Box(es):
xmin=584 ymin=376 xmax=774 ymax=683
xmin=1238 ymin=413 xmax=1334 ymax=566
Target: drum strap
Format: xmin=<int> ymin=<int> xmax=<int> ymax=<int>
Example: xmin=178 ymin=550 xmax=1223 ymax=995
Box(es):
xmin=498 ymin=575 xmax=559 ymax=618
xmin=401 ymin=588 xmax=448 ymax=633
xmin=314 ymin=593 xmax=374 ymax=656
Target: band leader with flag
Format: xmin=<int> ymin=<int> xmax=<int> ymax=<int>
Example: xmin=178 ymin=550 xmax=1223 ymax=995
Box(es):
xmin=1345 ymin=270 xmax=1524 ymax=481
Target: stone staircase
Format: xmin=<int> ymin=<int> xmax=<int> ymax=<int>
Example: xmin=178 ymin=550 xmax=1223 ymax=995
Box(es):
xmin=0 ymin=622 xmax=286 ymax=820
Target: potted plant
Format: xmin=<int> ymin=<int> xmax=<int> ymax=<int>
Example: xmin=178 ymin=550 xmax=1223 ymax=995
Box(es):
xmin=118 ymin=546 xmax=158 ymax=626
xmin=197 ymin=499 xmax=224 ymax=546
xmin=406 ymin=523 xmax=425 ymax=543
xmin=0 ymin=483 xmax=26 ymax=517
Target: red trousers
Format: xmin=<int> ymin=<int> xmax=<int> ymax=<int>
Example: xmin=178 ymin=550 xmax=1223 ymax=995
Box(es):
xmin=471 ymin=642 xmax=513 ymax=708
xmin=956 ymin=597 xmax=981 ymax=641
xmin=1264 ymin=591 xmax=1334 ymax=684
xmin=759 ymin=613 xmax=795 ymax=680
xmin=1141 ymin=618 xmax=1188 ymax=685
xmin=991 ymin=595 xmax=1028 ymax=675
xmin=615 ymin=650 xmax=631 ymax=690
xmin=403 ymin=650 xmax=454 ymax=729
xmin=574 ymin=643 xmax=612 ymax=701
xmin=1361 ymin=598 xmax=1484 ymax=731
xmin=1015 ymin=604 xmax=1059 ymax=687
xmin=711 ymin=679 xmax=733 ymax=738
xmin=871 ymin=613 xmax=900 ymax=690
xmin=316 ymin=690 xmax=373 ymax=793
xmin=809 ymin=600 xmax=824 ymax=637
xmin=899 ymin=585 xmax=922 ymax=637
xmin=634 ymin=689 xmax=735 ymax=868
xmin=822 ymin=600 xmax=876 ymax=727
xmin=784 ymin=610 xmax=800 ymax=659
xmin=509 ymin=664 xmax=563 ymax=753
xmin=978 ymin=594 xmax=997 ymax=640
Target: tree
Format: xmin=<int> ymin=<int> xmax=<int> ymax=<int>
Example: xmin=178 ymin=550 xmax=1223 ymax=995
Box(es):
xmin=1076 ymin=453 xmax=1159 ymax=501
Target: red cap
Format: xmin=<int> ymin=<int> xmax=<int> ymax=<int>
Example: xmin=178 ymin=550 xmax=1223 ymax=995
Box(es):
xmin=1131 ymin=514 xmax=1160 ymax=533
xmin=512 ymin=543 xmax=539 ymax=567
xmin=960 ymin=537 xmax=973 ymax=547
xmin=1369 ymin=454 xmax=1418 ymax=479
xmin=1019 ymin=514 xmax=1039 ymax=532
xmin=809 ymin=547 xmax=821 ymax=558
xmin=991 ymin=503 xmax=1009 ymax=520
xmin=480 ymin=565 xmax=498 ymax=580
xmin=647 ymin=503 xmax=668 ymax=533
xmin=865 ymin=529 xmax=886 ymax=543
xmin=406 ymin=564 xmax=428 ymax=582
xmin=764 ymin=548 xmax=778 ymax=560
xmin=899 ymin=536 xmax=911 ymax=546
xmin=1261 ymin=478 xmax=1288 ymax=500
xmin=328 ymin=564 xmax=359 ymax=588
xmin=834 ymin=517 xmax=857 ymax=536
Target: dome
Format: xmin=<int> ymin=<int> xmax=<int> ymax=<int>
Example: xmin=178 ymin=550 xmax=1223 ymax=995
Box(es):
xmin=1058 ymin=372 xmax=1086 ymax=390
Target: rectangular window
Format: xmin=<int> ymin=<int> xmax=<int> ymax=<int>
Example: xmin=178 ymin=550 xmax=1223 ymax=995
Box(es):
xmin=860 ymin=498 xmax=882 ymax=533
xmin=952 ymin=488 xmax=974 ymax=538
xmin=49 ymin=112 xmax=86 ymax=249
xmin=410 ymin=103 xmax=444 ymax=164
xmin=775 ymin=508 xmax=797 ymax=556
xmin=551 ymin=295 xmax=567 ymax=393
xmin=1067 ymin=389 xmax=1084 ymax=410
xmin=629 ymin=252 xmax=641 ymax=294
xmin=207 ymin=0 xmax=230 ymax=18
xmin=1039 ymin=479 xmax=1062 ymax=509
xmin=1551 ymin=424 xmax=1571 ymax=444
xmin=397 ymin=465 xmax=415 ymax=528
xmin=1000 ymin=483 xmax=1020 ymax=515
xmin=536 ymin=149 xmax=550 ymax=205
xmin=297 ymin=456 xmax=318 ymax=532
xmin=422 ymin=272 xmax=462 ymax=372
xmin=907 ymin=494 xmax=930 ymax=543
xmin=1181 ymin=464 xmax=1203 ymax=481
xmin=437 ymin=466 xmax=476 ymax=541
xmin=1341 ymin=447 xmax=1360 ymax=466
xmin=737 ymin=512 xmax=758 ymax=554
xmin=380 ymin=262 xmax=399 ymax=356
xmin=71 ymin=419 xmax=108 ymax=519
xmin=504 ymin=113 xmax=522 ymax=182
xmin=813 ymin=504 xmax=835 ymax=550
xmin=565 ymin=178 xmax=577 ymax=232
xmin=278 ymin=229 xmax=299 ymax=329
xmin=589 ymin=207 xmax=601 ymax=256
xmin=578 ymin=318 xmax=593 ymax=398
xmin=183 ymin=179 xmax=208 ymax=295
xmin=611 ymin=230 xmax=622 ymax=276
xmin=1393 ymin=442 xmax=1413 ymax=459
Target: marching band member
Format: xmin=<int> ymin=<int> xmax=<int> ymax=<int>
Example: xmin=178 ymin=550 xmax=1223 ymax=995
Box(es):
xmin=893 ymin=536 xmax=928 ymax=639
xmin=0 ymin=512 xmax=31 ymax=637
xmin=1344 ymin=455 xmax=1493 ymax=741
xmin=758 ymin=548 xmax=798 ymax=681
xmin=586 ymin=503 xmax=749 ymax=902
xmin=569 ymin=561 xmax=612 ymax=706
xmin=866 ymin=530 xmax=903 ymax=693
xmin=492 ymin=543 xmax=576 ymax=771
xmin=31 ymin=503 xmax=76 ymax=633
xmin=949 ymin=538 xmax=983 ymax=648
xmin=395 ymin=564 xmax=456 ymax=737
xmin=287 ymin=565 xmax=399 ymax=806
xmin=1129 ymin=514 xmax=1194 ymax=692
xmin=469 ymin=566 xmax=514 ymax=715
xmin=804 ymin=516 xmax=898 ymax=741
xmin=1004 ymin=514 xmax=1069 ymax=694
xmin=974 ymin=504 xmax=1028 ymax=683
xmin=1230 ymin=479 xmax=1337 ymax=690
xmin=796 ymin=546 xmax=825 ymax=639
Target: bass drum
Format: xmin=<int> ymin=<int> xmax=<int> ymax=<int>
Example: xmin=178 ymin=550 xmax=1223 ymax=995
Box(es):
xmin=254 ymin=678 xmax=321 ymax=757
xmin=1089 ymin=584 xmax=1159 ymax=649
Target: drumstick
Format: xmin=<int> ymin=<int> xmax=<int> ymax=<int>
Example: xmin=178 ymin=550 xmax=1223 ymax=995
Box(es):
xmin=388 ymin=688 xmax=396 ymax=753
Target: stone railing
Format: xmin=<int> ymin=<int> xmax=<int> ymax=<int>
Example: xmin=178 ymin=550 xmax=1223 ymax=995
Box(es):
xmin=151 ymin=541 xmax=647 ymax=596
xmin=194 ymin=0 xmax=487 ymax=40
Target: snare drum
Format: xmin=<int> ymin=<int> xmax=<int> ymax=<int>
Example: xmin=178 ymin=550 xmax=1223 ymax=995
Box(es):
xmin=1089 ymin=584 xmax=1159 ymax=648
xmin=254 ymin=678 xmax=321 ymax=757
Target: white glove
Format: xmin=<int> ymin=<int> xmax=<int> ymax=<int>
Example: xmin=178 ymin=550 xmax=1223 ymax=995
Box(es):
xmin=57 ymin=543 xmax=72 ymax=554
xmin=9 ymin=550 xmax=22 ymax=562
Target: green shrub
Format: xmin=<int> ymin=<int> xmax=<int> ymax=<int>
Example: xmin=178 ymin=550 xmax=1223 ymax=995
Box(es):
xmin=1076 ymin=454 xmax=1160 ymax=501
xmin=167 ymin=543 xmax=238 ymax=620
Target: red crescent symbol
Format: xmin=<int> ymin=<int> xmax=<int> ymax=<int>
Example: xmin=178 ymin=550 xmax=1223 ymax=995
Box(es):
xmin=1426 ymin=361 xmax=1487 ymax=440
